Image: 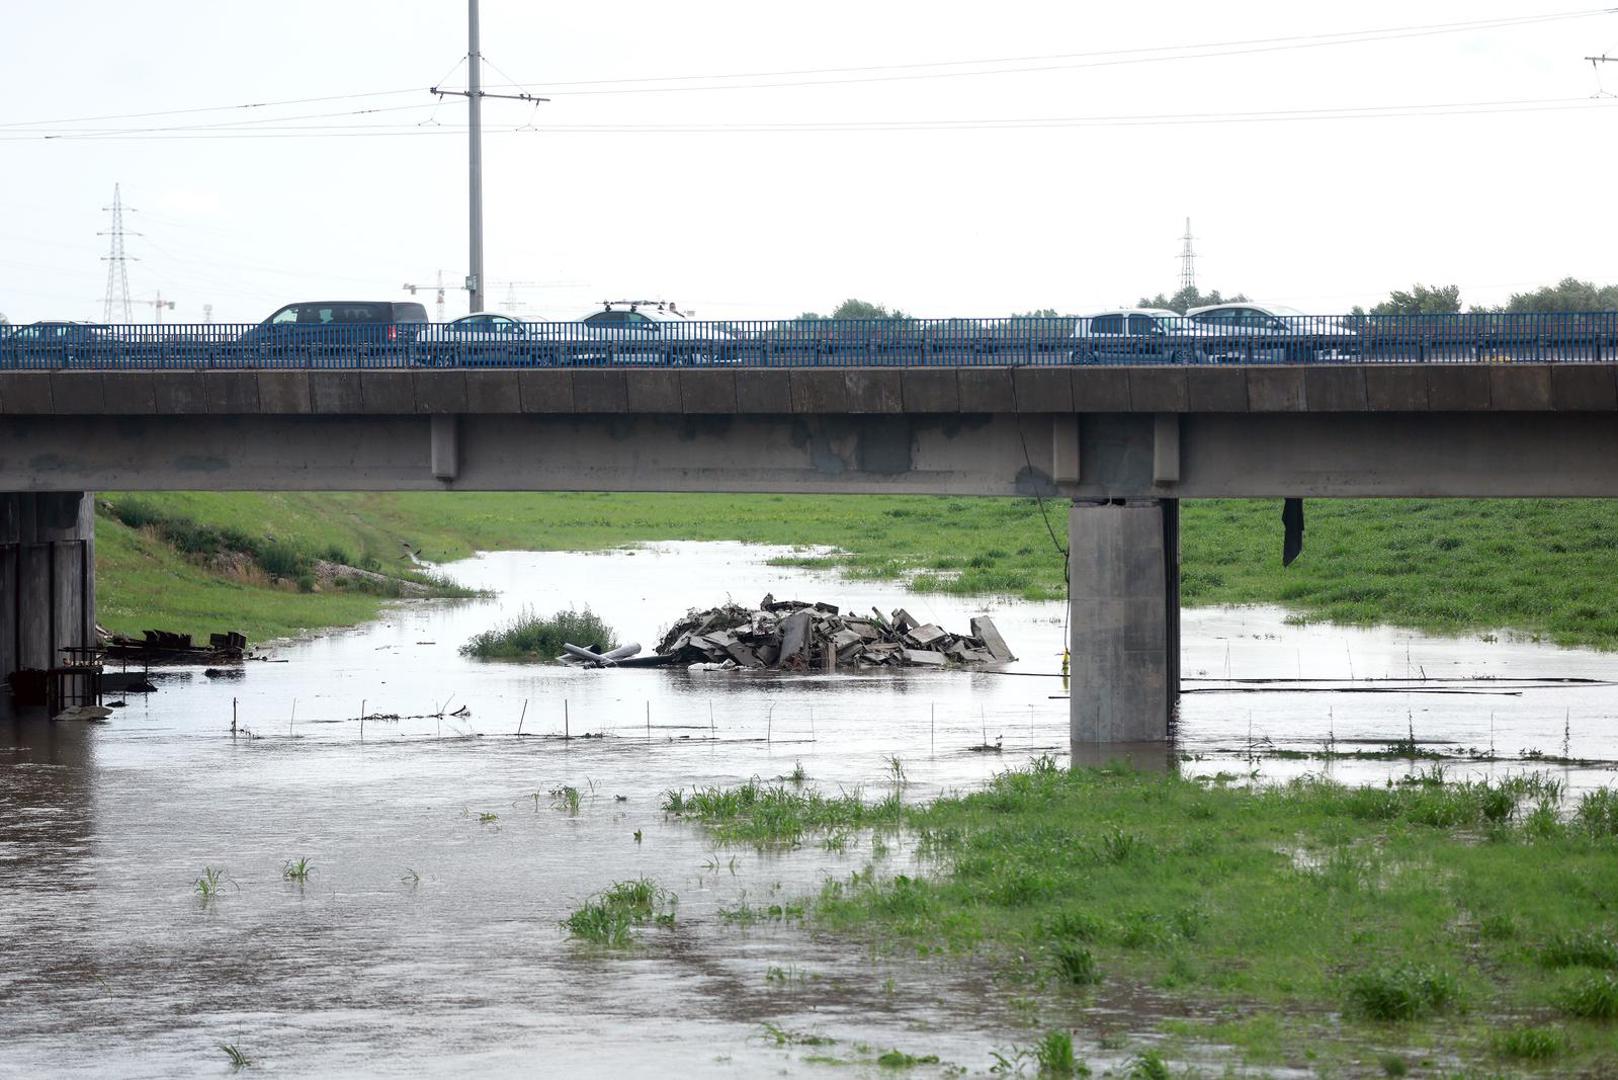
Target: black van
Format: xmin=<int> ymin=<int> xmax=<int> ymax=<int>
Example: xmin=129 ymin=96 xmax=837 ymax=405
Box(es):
xmin=239 ymin=300 xmax=430 ymax=355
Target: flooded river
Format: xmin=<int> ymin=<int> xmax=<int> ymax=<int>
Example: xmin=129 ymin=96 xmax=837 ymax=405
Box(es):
xmin=2 ymin=542 xmax=1615 ymax=1077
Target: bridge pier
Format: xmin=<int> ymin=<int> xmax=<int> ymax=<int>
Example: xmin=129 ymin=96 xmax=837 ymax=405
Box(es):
xmin=0 ymin=493 xmax=96 ymax=693
xmin=1068 ymin=498 xmax=1180 ymax=751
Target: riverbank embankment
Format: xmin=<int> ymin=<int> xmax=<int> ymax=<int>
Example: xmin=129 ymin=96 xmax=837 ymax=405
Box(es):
xmin=95 ymin=491 xmax=1618 ymax=649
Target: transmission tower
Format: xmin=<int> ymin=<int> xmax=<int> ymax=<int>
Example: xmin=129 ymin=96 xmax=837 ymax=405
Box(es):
xmin=1178 ymin=217 xmax=1197 ymax=293
xmin=99 ymin=183 xmax=138 ymax=323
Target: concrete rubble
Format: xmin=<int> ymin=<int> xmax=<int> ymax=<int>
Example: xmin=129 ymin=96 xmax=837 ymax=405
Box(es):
xmin=640 ymin=595 xmax=1015 ymax=672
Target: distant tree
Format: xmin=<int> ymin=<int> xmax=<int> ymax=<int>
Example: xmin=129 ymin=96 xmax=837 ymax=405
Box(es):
xmin=795 ymin=298 xmax=911 ymax=321
xmin=1363 ymin=283 xmax=1462 ymax=316
xmin=1136 ymin=286 xmax=1249 ymax=315
xmin=833 ymin=298 xmax=908 ymax=320
xmin=1504 ymin=277 xmax=1618 ymax=313
xmin=1013 ymin=308 xmax=1062 ymax=318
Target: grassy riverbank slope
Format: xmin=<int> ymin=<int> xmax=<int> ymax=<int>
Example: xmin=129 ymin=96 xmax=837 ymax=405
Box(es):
xmin=95 ymin=492 xmax=1618 ymax=648
xmin=663 ymin=761 xmax=1618 ymax=1074
xmin=94 ymin=494 xmax=476 ymax=642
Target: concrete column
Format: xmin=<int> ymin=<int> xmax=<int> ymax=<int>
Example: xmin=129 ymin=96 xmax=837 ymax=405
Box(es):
xmin=1068 ymin=498 xmax=1180 ymax=749
xmin=0 ymin=492 xmax=95 ymax=689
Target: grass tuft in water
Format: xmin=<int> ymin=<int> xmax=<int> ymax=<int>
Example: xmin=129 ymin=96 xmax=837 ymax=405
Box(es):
xmin=460 ymin=606 xmax=616 ymax=661
xmin=1054 ymin=943 xmax=1100 ymax=986
xmin=874 ymin=1047 xmax=941 ymax=1068
xmin=282 ymin=857 xmax=312 ymax=883
xmin=760 ymin=1021 xmax=835 ymax=1047
xmin=1559 ymin=972 xmax=1618 ymax=1019
xmin=194 ymin=866 xmax=230 ymax=899
xmin=1541 ymin=929 xmax=1618 ymax=970
xmin=551 ymin=786 xmax=582 ymax=815
xmin=1346 ymin=964 xmax=1459 ymax=1021
xmin=563 ymin=877 xmax=675 ymax=947
xmin=1492 ymin=1026 xmax=1564 ymax=1060
xmin=220 ymin=1043 xmax=252 ymax=1070
xmin=661 ymin=776 xmax=901 ymax=848
xmin=1125 ymin=1047 xmax=1167 ymax=1080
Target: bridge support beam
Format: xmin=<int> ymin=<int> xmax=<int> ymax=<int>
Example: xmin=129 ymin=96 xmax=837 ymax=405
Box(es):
xmin=0 ymin=493 xmax=96 ymax=694
xmin=1068 ymin=498 xmax=1179 ymax=751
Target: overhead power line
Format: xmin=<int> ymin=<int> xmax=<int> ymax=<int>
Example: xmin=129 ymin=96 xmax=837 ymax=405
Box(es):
xmin=490 ymin=8 xmax=1618 ymax=96
xmin=5 ymin=95 xmax=1615 ymax=141
xmin=1 ymin=7 xmax=1610 ymax=131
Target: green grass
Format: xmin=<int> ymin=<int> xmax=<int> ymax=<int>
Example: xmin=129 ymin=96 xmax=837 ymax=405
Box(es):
xmin=95 ymin=493 xmax=478 ymax=642
xmin=94 ymin=492 xmax=1618 ymax=649
xmin=281 ymin=857 xmax=312 ymax=883
xmin=673 ymin=761 xmax=1618 ymax=1072
xmin=562 ymin=878 xmax=676 ymax=947
xmin=460 ymin=606 xmax=616 ymax=661
xmin=661 ymin=777 xmax=902 ymax=848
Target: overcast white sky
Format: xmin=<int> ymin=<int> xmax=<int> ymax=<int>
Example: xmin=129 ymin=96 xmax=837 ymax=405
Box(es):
xmin=1 ymin=1 xmax=1614 ymax=324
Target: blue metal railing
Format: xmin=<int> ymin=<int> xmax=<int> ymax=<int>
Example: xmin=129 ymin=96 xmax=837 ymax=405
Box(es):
xmin=1 ymin=313 xmax=1614 ymax=370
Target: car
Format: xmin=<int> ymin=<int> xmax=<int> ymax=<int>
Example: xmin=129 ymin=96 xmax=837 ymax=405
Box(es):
xmin=238 ymin=300 xmax=429 ymax=363
xmin=415 ymin=311 xmax=537 ymax=366
xmin=0 ymin=321 xmax=121 ymax=368
xmin=1186 ymin=303 xmax=1358 ymax=362
xmin=1071 ymin=309 xmax=1208 ymax=364
xmin=569 ymin=300 xmax=738 ymax=365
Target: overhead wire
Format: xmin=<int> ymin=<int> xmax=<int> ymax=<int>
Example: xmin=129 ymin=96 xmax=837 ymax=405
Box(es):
xmin=4 ymin=95 xmax=1614 ymax=141
xmin=1 ymin=7 xmax=1609 ymax=130
xmin=489 ymin=8 xmax=1618 ymax=96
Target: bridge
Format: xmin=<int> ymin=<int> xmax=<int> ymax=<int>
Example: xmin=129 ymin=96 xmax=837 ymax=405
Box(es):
xmin=4 ymin=312 xmax=1617 ymax=753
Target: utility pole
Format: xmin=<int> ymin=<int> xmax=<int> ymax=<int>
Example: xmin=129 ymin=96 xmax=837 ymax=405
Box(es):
xmin=431 ymin=1 xmax=548 ymax=315
xmin=467 ymin=0 xmax=483 ymax=313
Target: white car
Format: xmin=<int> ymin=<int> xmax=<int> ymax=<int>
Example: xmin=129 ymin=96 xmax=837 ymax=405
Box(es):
xmin=1187 ymin=303 xmax=1358 ymax=362
xmin=1072 ymin=308 xmax=1207 ymax=364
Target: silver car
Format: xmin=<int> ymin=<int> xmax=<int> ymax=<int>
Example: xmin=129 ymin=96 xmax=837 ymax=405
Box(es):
xmin=1187 ymin=303 xmax=1358 ymax=362
xmin=1071 ymin=309 xmax=1207 ymax=364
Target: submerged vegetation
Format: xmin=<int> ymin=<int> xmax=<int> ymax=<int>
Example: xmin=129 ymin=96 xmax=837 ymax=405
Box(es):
xmin=563 ymin=878 xmax=676 ymax=947
xmin=671 ymin=760 xmax=1618 ymax=1072
xmin=459 ymin=606 xmax=616 ymax=661
xmin=97 ymin=491 xmax=1618 ymax=649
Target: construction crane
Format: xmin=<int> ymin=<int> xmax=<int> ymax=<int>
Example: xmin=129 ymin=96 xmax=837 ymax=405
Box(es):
xmin=132 ymin=290 xmax=176 ymax=325
xmin=403 ymin=270 xmax=456 ymax=322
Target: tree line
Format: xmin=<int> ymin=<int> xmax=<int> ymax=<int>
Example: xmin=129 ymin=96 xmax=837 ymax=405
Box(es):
xmin=798 ymin=279 xmax=1617 ymax=321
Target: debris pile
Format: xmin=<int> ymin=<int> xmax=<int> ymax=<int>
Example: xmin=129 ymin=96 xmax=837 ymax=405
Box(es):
xmin=646 ymin=595 xmax=1015 ymax=672
xmin=102 ymin=629 xmax=247 ymax=666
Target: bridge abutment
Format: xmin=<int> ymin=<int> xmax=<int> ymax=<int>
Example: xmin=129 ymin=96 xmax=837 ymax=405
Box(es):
xmin=0 ymin=493 xmax=96 ymax=691
xmin=1068 ymin=498 xmax=1180 ymax=750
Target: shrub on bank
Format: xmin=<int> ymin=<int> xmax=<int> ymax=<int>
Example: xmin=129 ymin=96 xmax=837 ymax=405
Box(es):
xmin=460 ymin=606 xmax=617 ymax=661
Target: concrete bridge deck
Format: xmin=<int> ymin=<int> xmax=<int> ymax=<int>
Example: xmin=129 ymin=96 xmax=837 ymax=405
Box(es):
xmin=2 ymin=364 xmax=1617 ymax=498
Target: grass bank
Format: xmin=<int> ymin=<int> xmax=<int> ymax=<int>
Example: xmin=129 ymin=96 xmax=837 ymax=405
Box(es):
xmin=666 ymin=761 xmax=1618 ymax=1073
xmin=96 ymin=492 xmax=1618 ymax=648
xmin=95 ymin=495 xmax=477 ymax=642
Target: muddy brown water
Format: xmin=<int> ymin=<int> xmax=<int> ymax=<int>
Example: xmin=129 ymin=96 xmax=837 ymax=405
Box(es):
xmin=2 ymin=542 xmax=1613 ymax=1076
